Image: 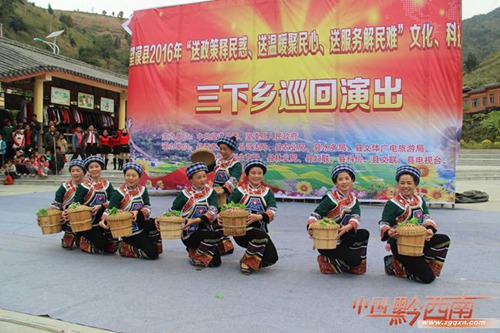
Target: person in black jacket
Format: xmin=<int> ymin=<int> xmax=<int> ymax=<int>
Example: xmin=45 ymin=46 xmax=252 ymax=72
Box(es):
xmin=43 ymin=124 xmax=59 ymax=155
xmin=81 ymin=125 xmax=100 ymax=157
xmin=29 ymin=114 xmax=41 ymax=150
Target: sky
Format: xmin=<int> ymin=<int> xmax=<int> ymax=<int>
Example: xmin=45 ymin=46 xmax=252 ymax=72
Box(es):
xmin=31 ymin=0 xmax=499 ymax=20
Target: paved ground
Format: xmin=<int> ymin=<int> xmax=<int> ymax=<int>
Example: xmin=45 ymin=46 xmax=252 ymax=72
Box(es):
xmin=0 ymin=179 xmax=499 ymax=332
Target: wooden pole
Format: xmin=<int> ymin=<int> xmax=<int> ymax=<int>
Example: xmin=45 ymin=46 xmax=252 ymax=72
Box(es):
xmin=53 ymin=135 xmax=58 ymax=175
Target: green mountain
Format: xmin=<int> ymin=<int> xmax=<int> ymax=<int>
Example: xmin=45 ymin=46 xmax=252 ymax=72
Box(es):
xmin=0 ymin=0 xmax=130 ymax=75
xmin=462 ymin=6 xmax=500 ymax=87
xmin=462 ymin=7 xmax=500 ymax=66
xmin=463 ymin=52 xmax=500 ymax=88
xmin=0 ymin=0 xmax=499 ymax=83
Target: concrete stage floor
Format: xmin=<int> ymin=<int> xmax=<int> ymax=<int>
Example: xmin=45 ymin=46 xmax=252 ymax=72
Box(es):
xmin=0 ymin=191 xmax=499 ymax=332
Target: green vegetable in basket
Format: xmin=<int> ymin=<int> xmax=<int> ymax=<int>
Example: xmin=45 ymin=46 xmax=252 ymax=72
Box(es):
xmin=221 ymin=202 xmax=247 ymax=212
xmin=398 ymin=217 xmax=420 ymax=227
xmin=320 ymin=217 xmax=337 ymax=226
xmin=37 ymin=208 xmax=48 ymax=217
xmin=164 ymin=210 xmax=181 ymax=217
xmin=69 ymin=203 xmax=79 ymax=209
xmin=108 ymin=207 xmax=119 ymax=215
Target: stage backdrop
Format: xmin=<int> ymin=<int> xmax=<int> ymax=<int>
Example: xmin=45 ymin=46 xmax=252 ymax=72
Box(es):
xmin=126 ymin=0 xmax=462 ymax=203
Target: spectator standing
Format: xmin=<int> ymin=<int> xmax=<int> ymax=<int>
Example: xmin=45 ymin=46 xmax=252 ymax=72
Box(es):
xmin=99 ymin=129 xmax=112 ymax=170
xmin=0 ymin=134 xmax=6 ymax=168
xmin=81 ymin=125 xmax=100 ymax=157
xmin=43 ymin=124 xmax=60 ymax=155
xmin=110 ymin=131 xmax=121 ymax=170
xmin=57 ymin=133 xmax=69 ymax=154
xmin=1 ymin=120 xmax=14 ymax=159
xmin=24 ymin=125 xmax=35 ymax=154
xmin=71 ymin=125 xmax=86 ymax=160
xmin=29 ymin=114 xmax=41 ymax=151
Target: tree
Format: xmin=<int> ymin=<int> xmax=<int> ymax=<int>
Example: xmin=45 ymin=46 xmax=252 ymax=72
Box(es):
xmin=0 ymin=0 xmax=14 ymax=20
xmin=113 ymin=36 xmax=121 ymax=49
xmin=117 ymin=11 xmax=124 ymax=19
xmin=481 ymin=111 xmax=500 ymax=140
xmin=94 ymin=34 xmax=117 ymax=60
xmin=465 ymin=52 xmax=479 ymax=73
xmin=112 ymin=11 xmax=115 ymax=17
xmin=48 ymin=3 xmax=54 ymax=15
xmin=59 ymin=13 xmax=74 ymax=27
xmin=102 ymin=10 xmax=107 ymax=15
xmin=9 ymin=16 xmax=27 ymax=32
xmin=77 ymin=47 xmax=100 ymax=66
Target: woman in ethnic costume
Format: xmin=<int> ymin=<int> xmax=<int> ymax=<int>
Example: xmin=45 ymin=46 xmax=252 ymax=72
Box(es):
xmin=110 ymin=131 xmax=121 ymax=170
xmin=74 ymin=155 xmax=116 ymax=254
xmin=99 ymin=162 xmax=161 ymax=259
xmin=169 ymin=162 xmax=221 ymax=268
xmin=48 ymin=159 xmax=86 ymax=249
xmin=207 ymin=136 xmax=242 ymax=255
xmin=225 ymin=159 xmax=278 ymax=275
xmin=118 ymin=128 xmax=130 ymax=170
xmin=306 ymin=164 xmax=369 ymax=275
xmin=99 ymin=129 xmax=112 ymax=170
xmin=379 ymin=165 xmax=451 ymax=283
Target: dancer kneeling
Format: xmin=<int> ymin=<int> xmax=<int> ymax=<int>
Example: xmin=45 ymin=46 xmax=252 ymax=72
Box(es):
xmin=169 ymin=162 xmax=221 ymax=268
xmin=74 ymin=156 xmax=116 ymax=254
xmin=379 ymin=165 xmax=450 ymax=283
xmin=307 ymin=164 xmax=369 ymax=275
xmin=223 ymin=159 xmax=278 ymax=275
xmin=48 ymin=159 xmax=86 ymax=249
xmin=99 ymin=162 xmax=161 ymax=259
xmin=208 ymin=136 xmax=242 ymax=255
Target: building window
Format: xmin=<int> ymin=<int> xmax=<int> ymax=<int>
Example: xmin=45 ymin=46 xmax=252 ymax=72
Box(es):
xmin=463 ymin=99 xmax=468 ymax=107
xmin=482 ymin=97 xmax=487 ymax=106
xmin=490 ymin=94 xmax=495 ymax=104
xmin=472 ymin=98 xmax=479 ymax=107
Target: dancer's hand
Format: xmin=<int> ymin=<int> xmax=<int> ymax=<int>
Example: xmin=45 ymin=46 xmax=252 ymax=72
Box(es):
xmin=338 ymin=224 xmax=353 ymax=238
xmin=91 ymin=205 xmax=102 ymax=215
xmin=425 ymin=228 xmax=434 ymax=241
xmin=307 ymin=224 xmax=313 ymax=238
xmin=388 ymin=228 xmax=398 ymax=239
xmin=246 ymin=214 xmax=261 ymax=225
xmin=182 ymin=218 xmax=200 ymax=230
xmin=98 ymin=219 xmax=109 ymax=230
xmin=61 ymin=209 xmax=69 ymax=223
xmin=217 ymin=215 xmax=223 ymax=226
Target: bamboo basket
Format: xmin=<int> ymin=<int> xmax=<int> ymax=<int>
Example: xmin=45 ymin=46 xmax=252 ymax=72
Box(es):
xmin=310 ymin=221 xmax=340 ymax=250
xmin=157 ymin=215 xmax=185 ymax=240
xmin=67 ymin=205 xmax=93 ymax=232
xmin=219 ymin=208 xmax=248 ymax=236
xmin=106 ymin=210 xmax=134 ymax=238
xmin=37 ymin=209 xmax=63 ymax=235
xmin=190 ymin=148 xmax=215 ymax=166
xmin=214 ymin=187 xmax=227 ymax=207
xmin=397 ymin=223 xmax=427 ymax=256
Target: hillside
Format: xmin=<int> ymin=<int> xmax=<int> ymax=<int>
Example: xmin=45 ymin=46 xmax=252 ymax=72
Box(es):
xmin=462 ymin=7 xmax=500 ymax=66
xmin=0 ymin=0 xmax=130 ymax=75
xmin=461 ymin=6 xmax=500 ymax=87
xmin=0 ymin=0 xmax=499 ymax=82
xmin=463 ymin=52 xmax=500 ymax=88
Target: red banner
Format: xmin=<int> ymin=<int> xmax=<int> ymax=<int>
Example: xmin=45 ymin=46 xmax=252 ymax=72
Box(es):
xmin=126 ymin=0 xmax=462 ymax=203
